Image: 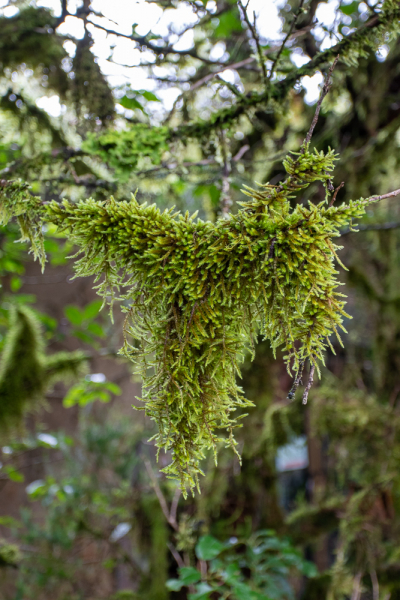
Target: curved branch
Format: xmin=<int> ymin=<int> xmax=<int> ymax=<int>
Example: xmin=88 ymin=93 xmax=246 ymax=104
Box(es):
xmin=86 ymin=19 xmax=223 ymax=65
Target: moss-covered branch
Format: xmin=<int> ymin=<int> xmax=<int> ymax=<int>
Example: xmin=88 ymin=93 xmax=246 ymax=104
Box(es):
xmin=2 ymin=141 xmax=398 ymax=493
xmin=172 ymin=3 xmax=400 ymax=140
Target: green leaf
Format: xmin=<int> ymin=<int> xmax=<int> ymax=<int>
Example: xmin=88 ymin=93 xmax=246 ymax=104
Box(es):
xmin=63 ymin=384 xmax=83 ymax=407
xmin=4 ymin=465 xmax=24 ymax=483
xmin=74 ymin=331 xmax=94 ymax=344
xmin=96 ymin=391 xmax=111 ymax=403
xmin=140 ymin=90 xmax=160 ymax=102
xmin=43 ymin=239 xmax=60 ymax=253
xmin=10 ymin=276 xmax=22 ymax=292
xmin=63 ymin=381 xmax=118 ymax=408
xmin=214 ymin=11 xmax=243 ymax=37
xmin=339 ymin=1 xmax=358 ymax=15
xmin=82 ymin=299 xmax=102 ymax=320
xmin=104 ymin=382 xmax=122 ymax=395
xmin=301 ymin=560 xmax=318 ymax=578
xmin=118 ymin=96 xmax=145 ymax=112
xmin=188 ymin=583 xmax=213 ymax=600
xmin=221 ymin=562 xmax=240 ymax=584
xmin=64 ymin=305 xmax=83 ymax=326
xmin=193 ymin=184 xmax=221 ymax=206
xmin=166 ymin=579 xmax=184 ymax=591
xmin=233 ymin=584 xmax=271 ymax=600
xmin=179 ymin=566 xmax=201 ymax=585
xmin=87 ymin=322 xmax=105 ymax=337
xmin=195 ymin=535 xmax=225 ymax=560
xmin=0 ymin=516 xmax=21 ymax=528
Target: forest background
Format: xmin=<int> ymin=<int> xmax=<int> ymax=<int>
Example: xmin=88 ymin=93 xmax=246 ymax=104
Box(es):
xmin=1 ymin=0 xmax=400 ymax=599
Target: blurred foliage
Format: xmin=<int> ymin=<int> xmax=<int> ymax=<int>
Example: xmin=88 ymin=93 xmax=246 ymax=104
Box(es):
xmin=0 ymin=303 xmax=87 ymax=430
xmin=0 ymin=7 xmax=69 ymax=97
xmin=167 ymin=531 xmax=317 ymax=599
xmin=0 ymin=0 xmax=399 ymax=599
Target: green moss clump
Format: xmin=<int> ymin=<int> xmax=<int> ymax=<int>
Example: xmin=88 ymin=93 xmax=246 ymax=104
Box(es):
xmin=82 ymin=124 xmax=169 ymax=179
xmin=0 ymin=143 xmax=385 ymax=494
xmin=0 ymin=538 xmax=21 ymax=568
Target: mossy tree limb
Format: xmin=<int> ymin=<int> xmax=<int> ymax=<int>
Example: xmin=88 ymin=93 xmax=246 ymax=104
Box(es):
xmin=2 ymin=141 xmax=399 ymax=493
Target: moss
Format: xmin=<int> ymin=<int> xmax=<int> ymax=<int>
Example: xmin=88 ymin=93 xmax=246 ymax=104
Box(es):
xmin=0 ymin=7 xmax=68 ymax=97
xmin=172 ymin=0 xmax=400 ymax=140
xmin=72 ymin=33 xmax=115 ymax=127
xmin=0 ymin=304 xmax=87 ymax=430
xmin=0 ymin=142 xmax=390 ymax=493
xmin=0 ymin=538 xmax=21 ymax=568
xmin=82 ymin=124 xmax=169 ymax=179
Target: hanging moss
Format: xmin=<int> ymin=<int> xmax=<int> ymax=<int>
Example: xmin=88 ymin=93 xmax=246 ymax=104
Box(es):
xmin=0 ymin=143 xmax=393 ymax=494
xmin=0 ymin=7 xmax=69 ymax=97
xmin=72 ymin=33 xmax=115 ymax=127
xmin=0 ymin=304 xmax=87 ymax=430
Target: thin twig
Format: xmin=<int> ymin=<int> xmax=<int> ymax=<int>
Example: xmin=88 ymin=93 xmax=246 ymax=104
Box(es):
xmin=287 ymin=360 xmax=305 ymax=400
xmin=216 ymin=75 xmax=242 ymax=97
xmin=302 ymin=363 xmax=315 ymax=405
xmin=186 ymin=24 xmax=315 ymax=93
xmin=169 ymin=485 xmax=181 ymax=525
xmin=351 ymin=572 xmax=363 ymax=600
xmin=268 ymin=0 xmax=305 ymax=82
xmin=220 ymin=130 xmax=232 ymax=218
xmin=370 ymin=570 xmax=379 ymax=600
xmin=329 ymin=181 xmax=345 ymax=207
xmin=237 ymin=0 xmax=268 ymax=86
xmin=302 ymin=54 xmax=340 ymax=151
xmin=190 ymin=57 xmax=257 ymax=92
xmin=167 ymin=542 xmax=185 ymax=569
xmin=232 ymin=144 xmax=250 ymax=162
xmin=368 ymin=188 xmax=400 ymax=202
xmin=171 ymin=9 xmax=400 ymax=140
xmin=340 ymin=221 xmax=400 ymax=236
xmin=144 ymin=458 xmax=178 ymax=531
xmin=86 ymin=19 xmax=221 ymax=65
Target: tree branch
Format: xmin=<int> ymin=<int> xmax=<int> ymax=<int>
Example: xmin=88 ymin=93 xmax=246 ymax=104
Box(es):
xmin=144 ymin=458 xmax=178 ymax=531
xmin=86 ymin=19 xmax=222 ymax=65
xmin=268 ymin=0 xmax=305 ymax=82
xmin=171 ymin=7 xmax=400 ymax=140
xmin=302 ymin=54 xmax=339 ymax=149
xmin=340 ymin=221 xmax=400 ymax=236
xmin=302 ymin=363 xmax=315 ymax=405
xmin=328 ymin=180 xmax=344 ymax=207
xmin=368 ymin=188 xmax=400 ymax=202
xmin=237 ymin=0 xmax=268 ymax=86
xmin=54 ymin=0 xmax=70 ymax=27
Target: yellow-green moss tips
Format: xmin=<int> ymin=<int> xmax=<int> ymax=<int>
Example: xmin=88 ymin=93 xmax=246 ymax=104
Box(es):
xmin=0 ymin=145 xmax=387 ymax=494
